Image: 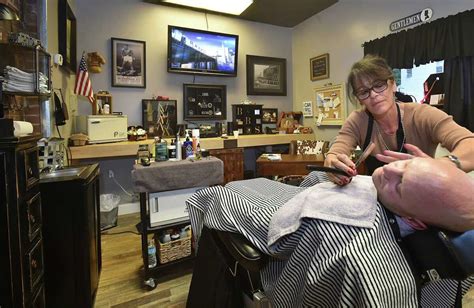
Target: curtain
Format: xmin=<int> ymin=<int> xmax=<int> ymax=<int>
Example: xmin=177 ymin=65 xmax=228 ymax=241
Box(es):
xmin=444 ymin=57 xmax=474 ymax=131
xmin=364 ymin=9 xmax=474 ymax=69
xmin=363 ymin=9 xmax=474 ymax=130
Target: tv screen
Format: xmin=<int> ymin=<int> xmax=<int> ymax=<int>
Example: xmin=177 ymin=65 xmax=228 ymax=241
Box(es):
xmin=168 ymin=25 xmax=239 ymax=77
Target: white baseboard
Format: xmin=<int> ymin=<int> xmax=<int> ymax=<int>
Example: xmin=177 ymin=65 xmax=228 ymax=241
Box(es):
xmin=118 ymin=202 xmax=140 ymax=215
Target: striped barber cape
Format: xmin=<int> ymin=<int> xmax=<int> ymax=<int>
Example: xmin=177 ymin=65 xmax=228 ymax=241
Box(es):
xmin=186 ymin=172 xmax=473 ymax=307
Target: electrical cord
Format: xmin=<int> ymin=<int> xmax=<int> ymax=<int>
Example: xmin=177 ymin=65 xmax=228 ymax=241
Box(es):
xmin=112 ymin=175 xmax=135 ymax=197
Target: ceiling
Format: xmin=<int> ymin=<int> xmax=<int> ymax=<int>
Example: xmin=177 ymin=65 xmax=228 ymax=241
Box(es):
xmin=145 ymin=0 xmax=339 ymax=28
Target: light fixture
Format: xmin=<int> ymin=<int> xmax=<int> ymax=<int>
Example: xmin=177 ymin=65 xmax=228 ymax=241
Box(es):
xmin=161 ymin=0 xmax=253 ymax=16
xmin=0 ymin=4 xmax=20 ymax=21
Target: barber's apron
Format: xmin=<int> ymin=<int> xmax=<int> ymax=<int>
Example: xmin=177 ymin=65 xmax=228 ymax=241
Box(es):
xmin=362 ymin=103 xmax=407 ymax=175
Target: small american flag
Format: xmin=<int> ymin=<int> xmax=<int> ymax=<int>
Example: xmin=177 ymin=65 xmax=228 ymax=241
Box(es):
xmin=74 ymin=54 xmax=94 ymax=103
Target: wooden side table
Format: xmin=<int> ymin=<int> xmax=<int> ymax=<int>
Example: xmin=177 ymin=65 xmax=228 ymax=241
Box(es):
xmin=256 ymin=154 xmax=324 ymax=177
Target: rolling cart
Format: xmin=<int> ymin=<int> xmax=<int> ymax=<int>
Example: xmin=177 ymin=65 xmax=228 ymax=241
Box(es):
xmin=131 ymin=157 xmax=224 ymax=289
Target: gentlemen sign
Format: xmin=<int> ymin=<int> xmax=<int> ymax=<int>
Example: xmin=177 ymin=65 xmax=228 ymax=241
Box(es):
xmin=390 ymin=8 xmax=433 ymax=32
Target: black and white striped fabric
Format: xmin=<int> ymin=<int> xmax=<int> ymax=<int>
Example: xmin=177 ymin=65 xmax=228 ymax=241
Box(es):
xmin=187 ymin=172 xmax=473 ymax=307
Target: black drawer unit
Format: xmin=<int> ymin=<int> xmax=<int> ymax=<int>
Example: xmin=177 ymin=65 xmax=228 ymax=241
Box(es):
xmin=0 ymin=134 xmax=45 ymax=308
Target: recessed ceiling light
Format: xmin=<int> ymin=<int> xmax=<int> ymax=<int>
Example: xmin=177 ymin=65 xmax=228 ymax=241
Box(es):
xmin=162 ymin=0 xmax=253 ymax=16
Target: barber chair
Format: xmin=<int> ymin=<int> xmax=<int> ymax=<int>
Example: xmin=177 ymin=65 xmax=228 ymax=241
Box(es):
xmin=210 ymin=230 xmax=270 ymax=308
xmin=212 ymin=227 xmax=474 ymax=307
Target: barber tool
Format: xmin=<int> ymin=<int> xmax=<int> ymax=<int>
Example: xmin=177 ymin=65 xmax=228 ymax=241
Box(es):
xmin=306 ymin=142 xmax=376 ymax=176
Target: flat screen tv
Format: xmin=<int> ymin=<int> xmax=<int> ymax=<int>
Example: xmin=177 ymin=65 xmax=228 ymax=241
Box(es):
xmin=168 ymin=25 xmax=239 ymax=77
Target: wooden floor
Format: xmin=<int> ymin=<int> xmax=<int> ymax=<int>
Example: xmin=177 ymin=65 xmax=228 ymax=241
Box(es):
xmin=95 ymin=214 xmax=474 ymax=308
xmin=94 ymin=213 xmax=193 ymax=308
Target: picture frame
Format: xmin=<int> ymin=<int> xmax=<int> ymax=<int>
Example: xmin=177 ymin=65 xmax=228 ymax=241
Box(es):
xmin=246 ymin=55 xmax=287 ymax=96
xmin=314 ymin=83 xmax=346 ymax=126
xmin=58 ymin=0 xmax=77 ymax=73
xmin=302 ymin=101 xmax=313 ymax=117
xmin=262 ymin=108 xmax=278 ymax=124
xmin=142 ymin=99 xmax=177 ymax=138
xmin=183 ymin=84 xmax=226 ymax=121
xmin=310 ymin=53 xmax=329 ymax=81
xmin=111 ymin=37 xmax=146 ymax=88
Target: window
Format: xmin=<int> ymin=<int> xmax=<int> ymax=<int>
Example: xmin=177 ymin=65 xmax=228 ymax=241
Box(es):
xmin=396 ymin=60 xmax=444 ymax=102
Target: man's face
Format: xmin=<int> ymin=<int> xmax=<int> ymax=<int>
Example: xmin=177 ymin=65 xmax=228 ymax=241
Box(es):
xmin=372 ymin=157 xmax=474 ymax=231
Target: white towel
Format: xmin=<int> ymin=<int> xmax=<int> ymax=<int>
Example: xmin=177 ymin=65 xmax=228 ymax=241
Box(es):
xmin=268 ymin=175 xmax=377 ymax=246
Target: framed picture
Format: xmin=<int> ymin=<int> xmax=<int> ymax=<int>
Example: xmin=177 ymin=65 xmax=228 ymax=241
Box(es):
xmin=111 ymin=38 xmax=146 ymax=88
xmin=314 ymin=83 xmax=346 ymax=126
xmin=310 ymin=53 xmax=329 ymax=81
xmin=58 ymin=0 xmax=77 ymax=72
xmin=302 ymin=101 xmax=313 ymax=117
xmin=142 ymin=99 xmax=177 ymax=138
xmin=183 ymin=84 xmax=226 ymax=121
xmin=246 ymin=55 xmax=287 ymax=96
xmin=262 ymin=108 xmax=278 ymax=124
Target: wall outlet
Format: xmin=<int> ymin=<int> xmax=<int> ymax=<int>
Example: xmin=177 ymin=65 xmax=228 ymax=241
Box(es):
xmin=108 ymin=170 xmax=114 ymax=178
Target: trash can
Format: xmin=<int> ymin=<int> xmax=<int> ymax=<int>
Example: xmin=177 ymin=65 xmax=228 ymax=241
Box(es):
xmin=100 ymin=194 xmax=120 ymax=231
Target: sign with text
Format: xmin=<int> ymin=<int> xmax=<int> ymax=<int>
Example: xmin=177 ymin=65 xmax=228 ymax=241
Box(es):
xmin=390 ymin=8 xmax=433 ymax=32
xmin=310 ymin=53 xmax=329 ymax=81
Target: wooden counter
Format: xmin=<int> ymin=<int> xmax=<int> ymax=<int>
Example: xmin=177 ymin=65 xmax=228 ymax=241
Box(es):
xmin=69 ymin=133 xmax=315 ymax=161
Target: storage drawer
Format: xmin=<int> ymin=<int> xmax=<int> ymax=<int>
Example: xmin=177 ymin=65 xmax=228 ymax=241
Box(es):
xmin=23 ymin=146 xmax=40 ymax=191
xmin=24 ymin=238 xmax=44 ymax=297
xmin=21 ymin=192 xmax=42 ymax=243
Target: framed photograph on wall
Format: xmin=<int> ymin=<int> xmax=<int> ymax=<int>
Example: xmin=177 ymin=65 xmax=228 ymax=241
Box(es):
xmin=142 ymin=99 xmax=177 ymax=138
xmin=111 ymin=37 xmax=146 ymax=88
xmin=310 ymin=53 xmax=329 ymax=81
xmin=58 ymin=0 xmax=77 ymax=72
xmin=262 ymin=108 xmax=278 ymax=124
xmin=183 ymin=84 xmax=227 ymax=121
xmin=246 ymin=55 xmax=287 ymax=96
xmin=314 ymin=83 xmax=346 ymax=126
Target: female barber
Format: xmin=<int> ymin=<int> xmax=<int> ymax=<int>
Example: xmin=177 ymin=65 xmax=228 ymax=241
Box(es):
xmin=324 ymin=55 xmax=474 ymax=185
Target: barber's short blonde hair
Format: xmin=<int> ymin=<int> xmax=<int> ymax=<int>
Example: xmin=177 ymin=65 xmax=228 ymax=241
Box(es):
xmin=347 ymin=55 xmax=394 ymax=103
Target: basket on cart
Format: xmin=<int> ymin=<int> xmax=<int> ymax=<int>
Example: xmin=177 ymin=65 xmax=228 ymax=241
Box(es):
xmin=157 ymin=235 xmax=192 ymax=264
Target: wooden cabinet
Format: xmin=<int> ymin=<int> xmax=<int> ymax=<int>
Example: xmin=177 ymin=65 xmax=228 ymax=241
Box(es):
xmin=210 ymin=148 xmax=244 ymax=184
xmin=0 ymin=134 xmax=46 ymax=308
xmin=39 ymin=164 xmax=101 ymax=308
xmin=232 ymin=104 xmax=263 ymax=135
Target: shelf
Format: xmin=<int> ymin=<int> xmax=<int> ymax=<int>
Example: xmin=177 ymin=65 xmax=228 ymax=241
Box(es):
xmin=136 ymin=219 xmax=191 ymax=234
xmin=148 ymin=254 xmax=195 ymax=272
xmin=2 ymin=91 xmax=51 ymax=98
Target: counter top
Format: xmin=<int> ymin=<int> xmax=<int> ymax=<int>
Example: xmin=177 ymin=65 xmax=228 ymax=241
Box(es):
xmin=69 ymin=133 xmax=315 ymax=161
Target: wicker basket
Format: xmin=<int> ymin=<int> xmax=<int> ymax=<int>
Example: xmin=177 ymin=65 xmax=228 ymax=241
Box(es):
xmin=157 ymin=235 xmax=192 ymax=264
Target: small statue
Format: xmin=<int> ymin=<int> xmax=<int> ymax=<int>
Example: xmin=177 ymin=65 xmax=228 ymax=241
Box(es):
xmin=87 ymin=52 xmax=106 ymax=73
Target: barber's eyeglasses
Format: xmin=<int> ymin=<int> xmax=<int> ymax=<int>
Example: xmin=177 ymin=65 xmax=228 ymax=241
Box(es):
xmin=354 ymin=80 xmax=388 ymax=100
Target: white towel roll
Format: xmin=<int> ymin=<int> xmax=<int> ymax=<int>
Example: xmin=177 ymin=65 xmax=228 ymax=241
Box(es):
xmin=13 ymin=121 xmax=33 ymax=136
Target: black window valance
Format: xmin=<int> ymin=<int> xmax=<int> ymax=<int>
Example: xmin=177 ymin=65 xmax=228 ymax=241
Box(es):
xmin=364 ymin=9 xmax=474 ymax=69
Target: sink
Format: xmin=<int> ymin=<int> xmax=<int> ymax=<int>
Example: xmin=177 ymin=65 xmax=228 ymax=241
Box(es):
xmin=40 ymin=166 xmax=87 ymax=180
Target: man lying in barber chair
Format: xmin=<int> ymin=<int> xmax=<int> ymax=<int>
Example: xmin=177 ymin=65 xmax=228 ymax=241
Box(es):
xmin=186 ymin=154 xmax=474 ymax=307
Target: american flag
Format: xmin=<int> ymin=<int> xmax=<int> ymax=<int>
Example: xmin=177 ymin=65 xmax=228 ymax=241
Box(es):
xmin=74 ymin=54 xmax=94 ymax=103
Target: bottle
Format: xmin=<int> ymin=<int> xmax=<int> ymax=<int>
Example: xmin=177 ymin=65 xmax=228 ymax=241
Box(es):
xmin=195 ymin=143 xmax=202 ymax=160
xmin=155 ymin=138 xmax=168 ymax=161
xmin=168 ymin=139 xmax=177 ymax=160
xmin=175 ymin=134 xmax=182 ymax=161
xmin=147 ymin=239 xmax=157 ymax=268
xmin=183 ymin=135 xmax=193 ymax=158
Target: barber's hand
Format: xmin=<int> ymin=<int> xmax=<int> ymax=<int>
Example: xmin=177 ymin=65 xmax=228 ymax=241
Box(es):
xmin=375 ymin=143 xmax=429 ymax=164
xmin=324 ymin=153 xmax=357 ymax=186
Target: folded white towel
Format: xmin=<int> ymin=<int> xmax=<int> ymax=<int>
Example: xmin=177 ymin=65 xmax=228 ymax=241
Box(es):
xmin=268 ymin=175 xmax=377 ymax=246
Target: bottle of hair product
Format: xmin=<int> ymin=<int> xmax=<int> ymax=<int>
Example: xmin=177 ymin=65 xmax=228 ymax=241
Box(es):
xmin=183 ymin=135 xmax=193 ymax=158
xmin=168 ymin=139 xmax=177 ymax=160
xmin=156 ymin=138 xmax=168 ymax=161
xmin=175 ymin=134 xmax=182 ymax=160
xmin=147 ymin=239 xmax=157 ymax=268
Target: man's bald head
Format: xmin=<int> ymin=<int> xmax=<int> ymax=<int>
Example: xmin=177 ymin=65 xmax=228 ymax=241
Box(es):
xmin=372 ymin=157 xmax=474 ymax=232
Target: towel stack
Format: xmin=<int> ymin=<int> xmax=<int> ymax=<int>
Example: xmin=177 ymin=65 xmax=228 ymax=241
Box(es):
xmin=2 ymin=66 xmax=49 ymax=94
